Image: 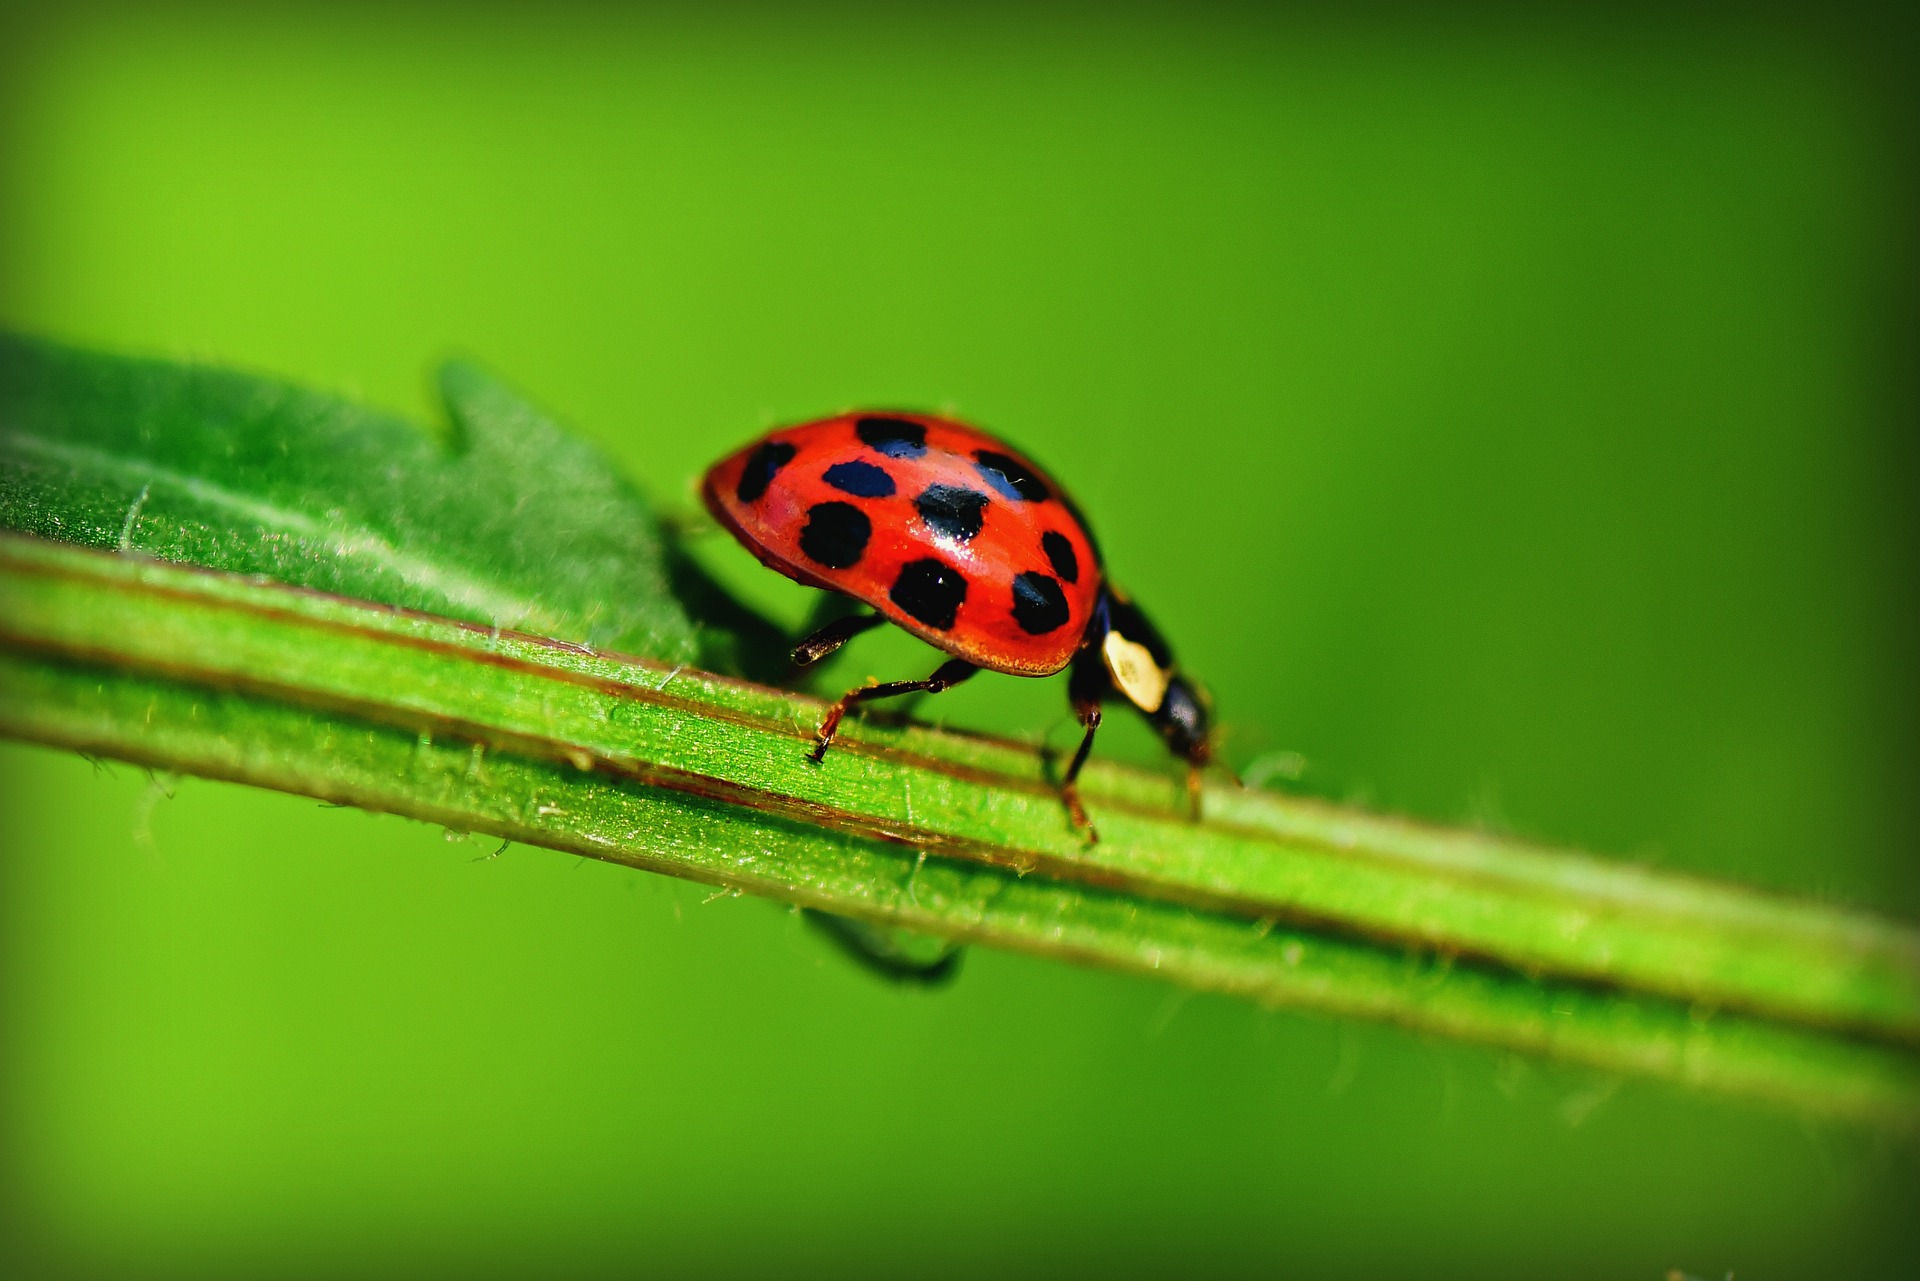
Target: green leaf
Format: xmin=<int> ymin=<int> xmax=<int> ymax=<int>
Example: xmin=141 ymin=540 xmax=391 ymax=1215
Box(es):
xmin=0 ymin=333 xmax=697 ymax=661
xmin=2 ymin=333 xmax=1916 ymax=1125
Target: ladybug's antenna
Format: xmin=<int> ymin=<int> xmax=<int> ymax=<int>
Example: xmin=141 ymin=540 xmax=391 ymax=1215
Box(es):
xmin=1183 ymin=748 xmax=1242 ymax=821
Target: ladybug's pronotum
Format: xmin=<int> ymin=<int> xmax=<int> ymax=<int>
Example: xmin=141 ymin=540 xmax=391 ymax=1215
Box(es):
xmin=703 ymin=412 xmax=1212 ymax=839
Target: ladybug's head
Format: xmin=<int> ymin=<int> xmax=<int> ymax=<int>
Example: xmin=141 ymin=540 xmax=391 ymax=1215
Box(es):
xmin=1094 ymin=588 xmax=1213 ymax=768
xmin=1150 ymin=672 xmax=1213 ymax=768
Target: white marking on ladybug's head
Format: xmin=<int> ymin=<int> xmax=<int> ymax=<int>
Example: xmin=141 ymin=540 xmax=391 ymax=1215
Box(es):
xmin=1102 ymin=629 xmax=1170 ymax=714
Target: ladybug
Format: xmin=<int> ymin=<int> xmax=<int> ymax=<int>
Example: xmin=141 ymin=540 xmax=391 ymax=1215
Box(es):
xmin=702 ymin=412 xmax=1212 ymax=838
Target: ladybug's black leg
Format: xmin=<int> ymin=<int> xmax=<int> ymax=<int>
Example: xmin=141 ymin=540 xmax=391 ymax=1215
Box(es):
xmin=1060 ymin=700 xmax=1103 ymax=844
xmin=1059 ymin=645 xmax=1112 ymax=841
xmin=808 ymin=659 xmax=976 ymax=763
xmin=791 ymin=609 xmax=884 ymax=667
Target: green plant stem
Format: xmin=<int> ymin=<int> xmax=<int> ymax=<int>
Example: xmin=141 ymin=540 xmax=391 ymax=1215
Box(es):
xmin=3 ymin=532 xmax=1918 ymax=1124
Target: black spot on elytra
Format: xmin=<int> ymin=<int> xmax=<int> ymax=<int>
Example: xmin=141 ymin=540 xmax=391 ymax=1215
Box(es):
xmin=1011 ymin=571 xmax=1070 ymax=635
xmin=736 ymin=440 xmax=796 ymax=502
xmin=823 ymin=460 xmax=896 ymax=498
xmin=799 ymin=501 xmax=871 ymax=569
xmin=914 ymin=484 xmax=989 ymax=542
xmin=1041 ymin=531 xmax=1079 ymax=583
xmin=890 ymin=558 xmax=968 ymax=630
xmin=972 ymin=449 xmax=1050 ymax=503
xmin=856 ymin=416 xmax=927 ymax=459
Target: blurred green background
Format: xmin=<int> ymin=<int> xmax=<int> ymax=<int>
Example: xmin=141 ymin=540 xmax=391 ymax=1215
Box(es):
xmin=3 ymin=3 xmax=1916 ymax=1276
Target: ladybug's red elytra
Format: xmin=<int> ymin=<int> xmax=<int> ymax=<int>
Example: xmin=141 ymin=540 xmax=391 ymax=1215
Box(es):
xmin=702 ymin=411 xmax=1212 ymax=838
